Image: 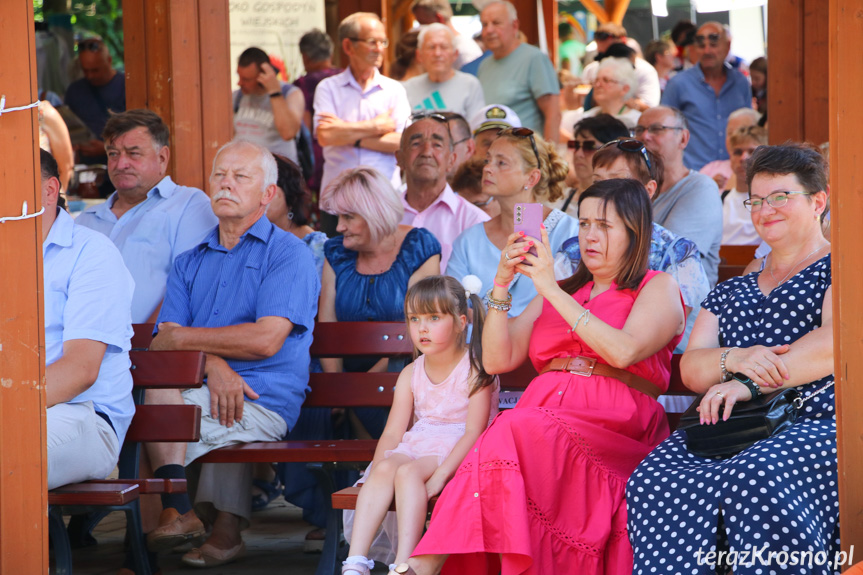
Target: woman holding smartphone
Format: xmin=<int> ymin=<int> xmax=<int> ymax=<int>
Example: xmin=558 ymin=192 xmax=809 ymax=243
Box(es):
xmin=446 ymin=127 xmax=579 ymax=317
xmin=393 ymin=179 xmax=685 ymax=575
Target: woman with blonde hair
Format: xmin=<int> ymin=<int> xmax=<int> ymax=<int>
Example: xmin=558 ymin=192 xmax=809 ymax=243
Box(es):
xmin=446 ymin=127 xmax=578 ymax=316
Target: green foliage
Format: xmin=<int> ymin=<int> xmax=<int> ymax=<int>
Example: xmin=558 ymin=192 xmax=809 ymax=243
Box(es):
xmin=34 ymin=0 xmax=125 ymax=67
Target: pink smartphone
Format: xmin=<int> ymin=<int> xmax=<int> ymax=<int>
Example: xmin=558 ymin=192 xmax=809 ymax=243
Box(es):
xmin=513 ymin=203 xmax=543 ymax=257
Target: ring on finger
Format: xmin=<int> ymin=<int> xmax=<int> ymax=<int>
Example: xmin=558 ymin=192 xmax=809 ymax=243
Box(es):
xmin=714 ymin=391 xmax=724 ymax=398
xmin=504 ymin=251 xmax=512 ymax=261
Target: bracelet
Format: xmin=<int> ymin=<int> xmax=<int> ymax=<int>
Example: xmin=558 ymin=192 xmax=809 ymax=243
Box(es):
xmin=568 ymin=309 xmax=590 ymax=333
xmin=720 ymin=346 xmax=738 ymax=382
xmin=485 ymin=288 xmax=512 ymax=312
xmin=493 ymin=278 xmax=510 ymax=289
xmin=732 ymin=372 xmax=763 ymax=399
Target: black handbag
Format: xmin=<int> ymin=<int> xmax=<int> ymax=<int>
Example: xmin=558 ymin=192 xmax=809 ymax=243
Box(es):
xmin=678 ymin=387 xmax=802 ymax=459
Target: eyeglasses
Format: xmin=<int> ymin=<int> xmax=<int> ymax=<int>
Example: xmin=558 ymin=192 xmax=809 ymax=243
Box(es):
xmin=567 ymin=140 xmax=598 ymax=153
xmin=452 ymin=136 xmax=471 ymax=146
xmin=743 ymin=191 xmax=813 ymax=212
xmin=632 ymin=124 xmax=684 ymax=137
xmin=594 ymin=31 xmax=617 ymax=41
xmin=349 ymin=37 xmax=389 ymax=48
xmin=694 ymin=33 xmax=721 ymax=48
xmin=505 ymin=127 xmax=541 ymax=167
xmin=593 ymin=77 xmax=621 ymax=86
xmin=409 ymin=111 xmax=453 ymax=141
xmin=78 ymin=39 xmax=104 ymax=52
xmin=600 ymin=139 xmax=653 ymax=179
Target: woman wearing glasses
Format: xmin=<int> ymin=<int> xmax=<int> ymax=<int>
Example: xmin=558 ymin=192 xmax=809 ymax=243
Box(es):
xmin=628 ymin=144 xmax=836 ymax=574
xmin=395 ymin=179 xmax=685 ymax=575
xmin=445 ymin=127 xmax=578 ymax=317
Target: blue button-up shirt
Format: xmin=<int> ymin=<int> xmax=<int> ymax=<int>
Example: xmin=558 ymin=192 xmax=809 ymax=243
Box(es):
xmin=661 ymin=63 xmax=752 ymax=171
xmin=44 ymin=208 xmax=136 ymax=444
xmin=157 ymin=216 xmax=320 ymax=430
xmin=76 ymin=176 xmax=218 ymax=323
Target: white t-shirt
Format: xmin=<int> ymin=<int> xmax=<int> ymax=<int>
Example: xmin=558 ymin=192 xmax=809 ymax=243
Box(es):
xmin=722 ymin=188 xmax=761 ymax=245
xmin=582 ymin=57 xmax=661 ymax=108
xmin=453 ymin=33 xmax=483 ymax=69
xmin=403 ymin=71 xmax=485 ymax=119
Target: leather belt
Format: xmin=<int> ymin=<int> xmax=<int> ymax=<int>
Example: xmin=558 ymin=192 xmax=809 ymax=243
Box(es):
xmin=540 ymin=356 xmax=662 ymax=400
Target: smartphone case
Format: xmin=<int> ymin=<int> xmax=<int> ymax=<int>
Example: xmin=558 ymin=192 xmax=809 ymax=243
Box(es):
xmin=513 ymin=203 xmax=543 ymax=256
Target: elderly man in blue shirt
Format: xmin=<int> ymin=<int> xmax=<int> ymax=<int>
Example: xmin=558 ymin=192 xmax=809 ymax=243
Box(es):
xmin=76 ymin=109 xmax=217 ymax=324
xmin=144 ymin=140 xmax=320 ymax=568
xmin=40 ymin=149 xmax=136 ymax=490
xmin=660 ymin=22 xmax=752 ymax=171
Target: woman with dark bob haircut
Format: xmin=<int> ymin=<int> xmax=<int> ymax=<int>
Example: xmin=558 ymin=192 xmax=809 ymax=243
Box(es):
xmin=628 ymin=143 xmax=835 ymax=574
xmin=399 ymin=179 xmax=685 ymax=575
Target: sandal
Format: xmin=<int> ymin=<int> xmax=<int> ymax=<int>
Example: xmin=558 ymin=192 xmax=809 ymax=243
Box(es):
xmin=251 ymin=475 xmax=283 ymax=511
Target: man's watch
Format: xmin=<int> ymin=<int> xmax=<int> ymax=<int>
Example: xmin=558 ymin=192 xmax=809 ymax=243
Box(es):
xmin=354 ymin=139 xmax=362 ymax=148
xmin=269 ymin=92 xmax=282 ymax=98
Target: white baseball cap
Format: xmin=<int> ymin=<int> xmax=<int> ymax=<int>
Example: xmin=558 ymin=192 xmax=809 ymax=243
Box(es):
xmin=469 ymin=104 xmax=522 ymax=135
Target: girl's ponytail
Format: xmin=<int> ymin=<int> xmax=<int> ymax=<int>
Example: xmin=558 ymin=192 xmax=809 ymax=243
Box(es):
xmin=462 ymin=276 xmax=495 ymax=396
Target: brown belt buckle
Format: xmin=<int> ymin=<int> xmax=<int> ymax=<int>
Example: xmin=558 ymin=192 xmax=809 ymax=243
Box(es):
xmin=568 ymin=356 xmax=596 ymax=377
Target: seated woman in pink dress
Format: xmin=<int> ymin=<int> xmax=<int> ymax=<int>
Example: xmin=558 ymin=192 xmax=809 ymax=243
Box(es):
xmin=396 ymin=178 xmax=686 ymax=575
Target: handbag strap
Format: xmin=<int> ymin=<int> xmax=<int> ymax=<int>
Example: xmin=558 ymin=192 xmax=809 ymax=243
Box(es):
xmin=794 ymin=380 xmax=835 ymax=408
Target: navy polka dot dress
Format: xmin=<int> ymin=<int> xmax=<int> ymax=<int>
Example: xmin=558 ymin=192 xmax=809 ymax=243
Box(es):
xmin=627 ymin=255 xmax=838 ymax=575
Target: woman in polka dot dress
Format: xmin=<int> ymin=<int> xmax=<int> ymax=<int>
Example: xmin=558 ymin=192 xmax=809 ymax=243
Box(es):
xmin=628 ymin=143 xmax=837 ymax=575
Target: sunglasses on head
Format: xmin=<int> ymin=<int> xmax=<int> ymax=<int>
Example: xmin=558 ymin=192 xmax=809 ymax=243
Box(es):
xmin=409 ymin=111 xmax=453 ymax=138
xmin=78 ymin=39 xmax=104 ymax=52
xmin=505 ymin=127 xmax=541 ymax=168
xmin=694 ymin=33 xmax=721 ymax=47
xmin=567 ymin=140 xmax=598 ymax=153
xmin=594 ymin=31 xmax=617 ymax=41
xmin=599 ymin=139 xmax=653 ymax=180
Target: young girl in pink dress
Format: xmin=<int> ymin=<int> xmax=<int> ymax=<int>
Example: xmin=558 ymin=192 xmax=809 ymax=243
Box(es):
xmin=342 ymin=275 xmax=500 ymax=575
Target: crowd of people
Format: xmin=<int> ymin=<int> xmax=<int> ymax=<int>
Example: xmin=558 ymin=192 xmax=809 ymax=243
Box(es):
xmin=36 ymin=1 xmax=839 ymax=574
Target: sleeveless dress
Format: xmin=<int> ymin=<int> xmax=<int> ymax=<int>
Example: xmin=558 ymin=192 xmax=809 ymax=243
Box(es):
xmin=412 ymin=270 xmax=682 ymax=575
xmin=627 ymin=255 xmax=837 ymax=575
xmin=387 ymin=352 xmax=499 ymax=465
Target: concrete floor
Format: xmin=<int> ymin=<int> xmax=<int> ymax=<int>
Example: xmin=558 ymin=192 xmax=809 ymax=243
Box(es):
xmin=66 ymin=497 xmax=389 ymax=575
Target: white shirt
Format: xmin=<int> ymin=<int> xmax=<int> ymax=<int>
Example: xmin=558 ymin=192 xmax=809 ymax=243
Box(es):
xmin=582 ymin=57 xmax=661 ymax=108
xmin=44 ymin=208 xmax=136 ymax=444
xmin=722 ymin=188 xmax=761 ymax=245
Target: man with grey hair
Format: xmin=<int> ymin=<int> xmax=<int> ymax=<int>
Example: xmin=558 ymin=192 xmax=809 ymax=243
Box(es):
xmin=411 ymin=0 xmax=483 ymax=68
xmin=315 ymin=12 xmax=410 ymax=233
xmin=476 ymin=0 xmax=560 ymax=142
xmin=404 ymin=23 xmax=485 ymax=118
xmin=144 ymin=139 xmax=320 ymax=568
xmin=661 ymin=21 xmax=752 ymax=170
xmin=699 ymin=106 xmax=762 ymax=189
xmin=635 ymin=106 xmax=722 ymax=286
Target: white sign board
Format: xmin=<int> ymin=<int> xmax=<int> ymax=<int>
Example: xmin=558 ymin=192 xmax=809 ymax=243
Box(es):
xmin=229 ymin=0 xmax=326 ymax=87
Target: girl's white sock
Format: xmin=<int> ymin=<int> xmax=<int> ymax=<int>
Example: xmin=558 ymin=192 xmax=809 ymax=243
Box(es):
xmin=342 ymin=555 xmax=374 ymax=575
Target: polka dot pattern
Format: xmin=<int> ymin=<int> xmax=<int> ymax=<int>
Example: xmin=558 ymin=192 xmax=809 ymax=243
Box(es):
xmin=627 ymin=256 xmax=839 ymax=575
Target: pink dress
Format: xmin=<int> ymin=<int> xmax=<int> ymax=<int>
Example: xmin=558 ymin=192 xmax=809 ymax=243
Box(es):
xmin=412 ymin=271 xmax=682 ymax=575
xmin=387 ymin=351 xmax=499 ymax=465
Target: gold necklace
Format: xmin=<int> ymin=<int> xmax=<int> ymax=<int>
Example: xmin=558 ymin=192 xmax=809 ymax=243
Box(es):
xmin=768 ymin=244 xmax=827 ymax=286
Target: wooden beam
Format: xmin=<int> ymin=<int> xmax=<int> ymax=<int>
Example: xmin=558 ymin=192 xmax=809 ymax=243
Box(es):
xmin=580 ymin=0 xmax=610 ymax=25
xmin=829 ymin=0 xmax=863 ymax=558
xmin=0 ymin=1 xmax=48 ymax=572
xmin=124 ymin=0 xmax=232 ymax=194
xmin=802 ymin=0 xmax=828 ymax=145
xmin=606 ymin=0 xmax=632 ymax=25
xmin=767 ymin=0 xmax=804 ymax=143
xmin=542 ymin=0 xmax=559 ymax=66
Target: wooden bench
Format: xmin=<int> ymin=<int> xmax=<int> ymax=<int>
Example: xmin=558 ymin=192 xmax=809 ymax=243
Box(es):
xmin=48 ymin=348 xmax=204 ymax=575
xmin=718 ymin=244 xmax=759 ymax=283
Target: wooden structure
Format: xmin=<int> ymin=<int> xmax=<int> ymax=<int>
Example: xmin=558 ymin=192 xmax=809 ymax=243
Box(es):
xmin=3 ymin=0 xmax=863 ymax=568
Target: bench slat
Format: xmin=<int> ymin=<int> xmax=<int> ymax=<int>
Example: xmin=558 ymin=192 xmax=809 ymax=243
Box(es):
xmin=130 ymin=349 xmax=206 ymax=389
xmin=311 ymin=322 xmax=413 ymax=357
xmin=49 ymin=482 xmax=139 ymax=506
xmin=80 ymin=478 xmax=187 ymax=495
xmin=306 ymin=373 xmax=398 ymax=407
xmin=196 ymin=439 xmax=378 ymax=464
xmin=125 ymin=404 xmax=202 ymax=443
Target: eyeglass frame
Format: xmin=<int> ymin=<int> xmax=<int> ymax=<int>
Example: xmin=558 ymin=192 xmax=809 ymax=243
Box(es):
xmin=408 ymin=111 xmax=454 ymax=145
xmin=77 ymin=39 xmax=104 ymax=52
xmin=694 ymin=33 xmax=721 ymax=48
xmin=743 ymin=190 xmax=814 ymax=212
xmin=348 ymin=37 xmax=389 ymax=48
xmin=567 ymin=139 xmax=599 ymax=153
xmin=593 ymin=31 xmax=618 ymax=41
xmin=632 ymin=124 xmax=685 ymax=137
xmin=503 ymin=127 xmax=541 ymax=168
xmin=599 ymin=138 xmax=653 ymax=180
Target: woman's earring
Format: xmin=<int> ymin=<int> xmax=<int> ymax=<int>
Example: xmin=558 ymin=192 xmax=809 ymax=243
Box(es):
xmin=523 ymin=185 xmax=529 ymax=191
xmin=288 ymin=211 xmax=294 ymax=220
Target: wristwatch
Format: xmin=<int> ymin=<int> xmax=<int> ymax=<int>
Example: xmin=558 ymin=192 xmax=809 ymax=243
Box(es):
xmin=354 ymin=139 xmax=362 ymax=148
xmin=732 ymin=372 xmax=763 ymax=399
xmin=393 ymin=564 xmax=412 ymax=574
xmin=269 ymin=92 xmax=281 ymax=98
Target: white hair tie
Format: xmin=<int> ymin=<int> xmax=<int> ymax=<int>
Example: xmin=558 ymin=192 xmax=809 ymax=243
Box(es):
xmin=461 ymin=275 xmax=482 ymax=299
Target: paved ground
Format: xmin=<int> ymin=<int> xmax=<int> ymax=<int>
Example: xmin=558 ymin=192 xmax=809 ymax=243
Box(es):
xmin=68 ymin=497 xmax=387 ymax=575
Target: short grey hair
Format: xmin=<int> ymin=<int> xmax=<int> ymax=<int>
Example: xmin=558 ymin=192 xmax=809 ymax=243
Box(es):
xmin=479 ymin=0 xmax=517 ymax=21
xmin=298 ymin=29 xmax=334 ymax=62
xmin=213 ymin=140 xmax=278 ymax=191
xmin=338 ymin=12 xmax=381 ymax=43
xmin=597 ymin=57 xmax=637 ymax=100
xmin=651 ymin=105 xmax=689 ymax=131
xmin=727 ymin=107 xmax=762 ymax=135
xmin=418 ymin=23 xmax=455 ymax=49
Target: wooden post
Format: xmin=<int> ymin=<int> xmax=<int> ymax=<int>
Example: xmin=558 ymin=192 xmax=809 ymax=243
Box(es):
xmin=829 ymin=0 xmax=863 ymax=559
xmin=0 ymin=1 xmax=49 ymax=572
xmin=124 ymin=0 xmax=233 ymax=194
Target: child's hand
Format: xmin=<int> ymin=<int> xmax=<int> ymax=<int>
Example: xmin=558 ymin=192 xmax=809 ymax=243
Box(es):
xmin=425 ymin=472 xmax=448 ymax=499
